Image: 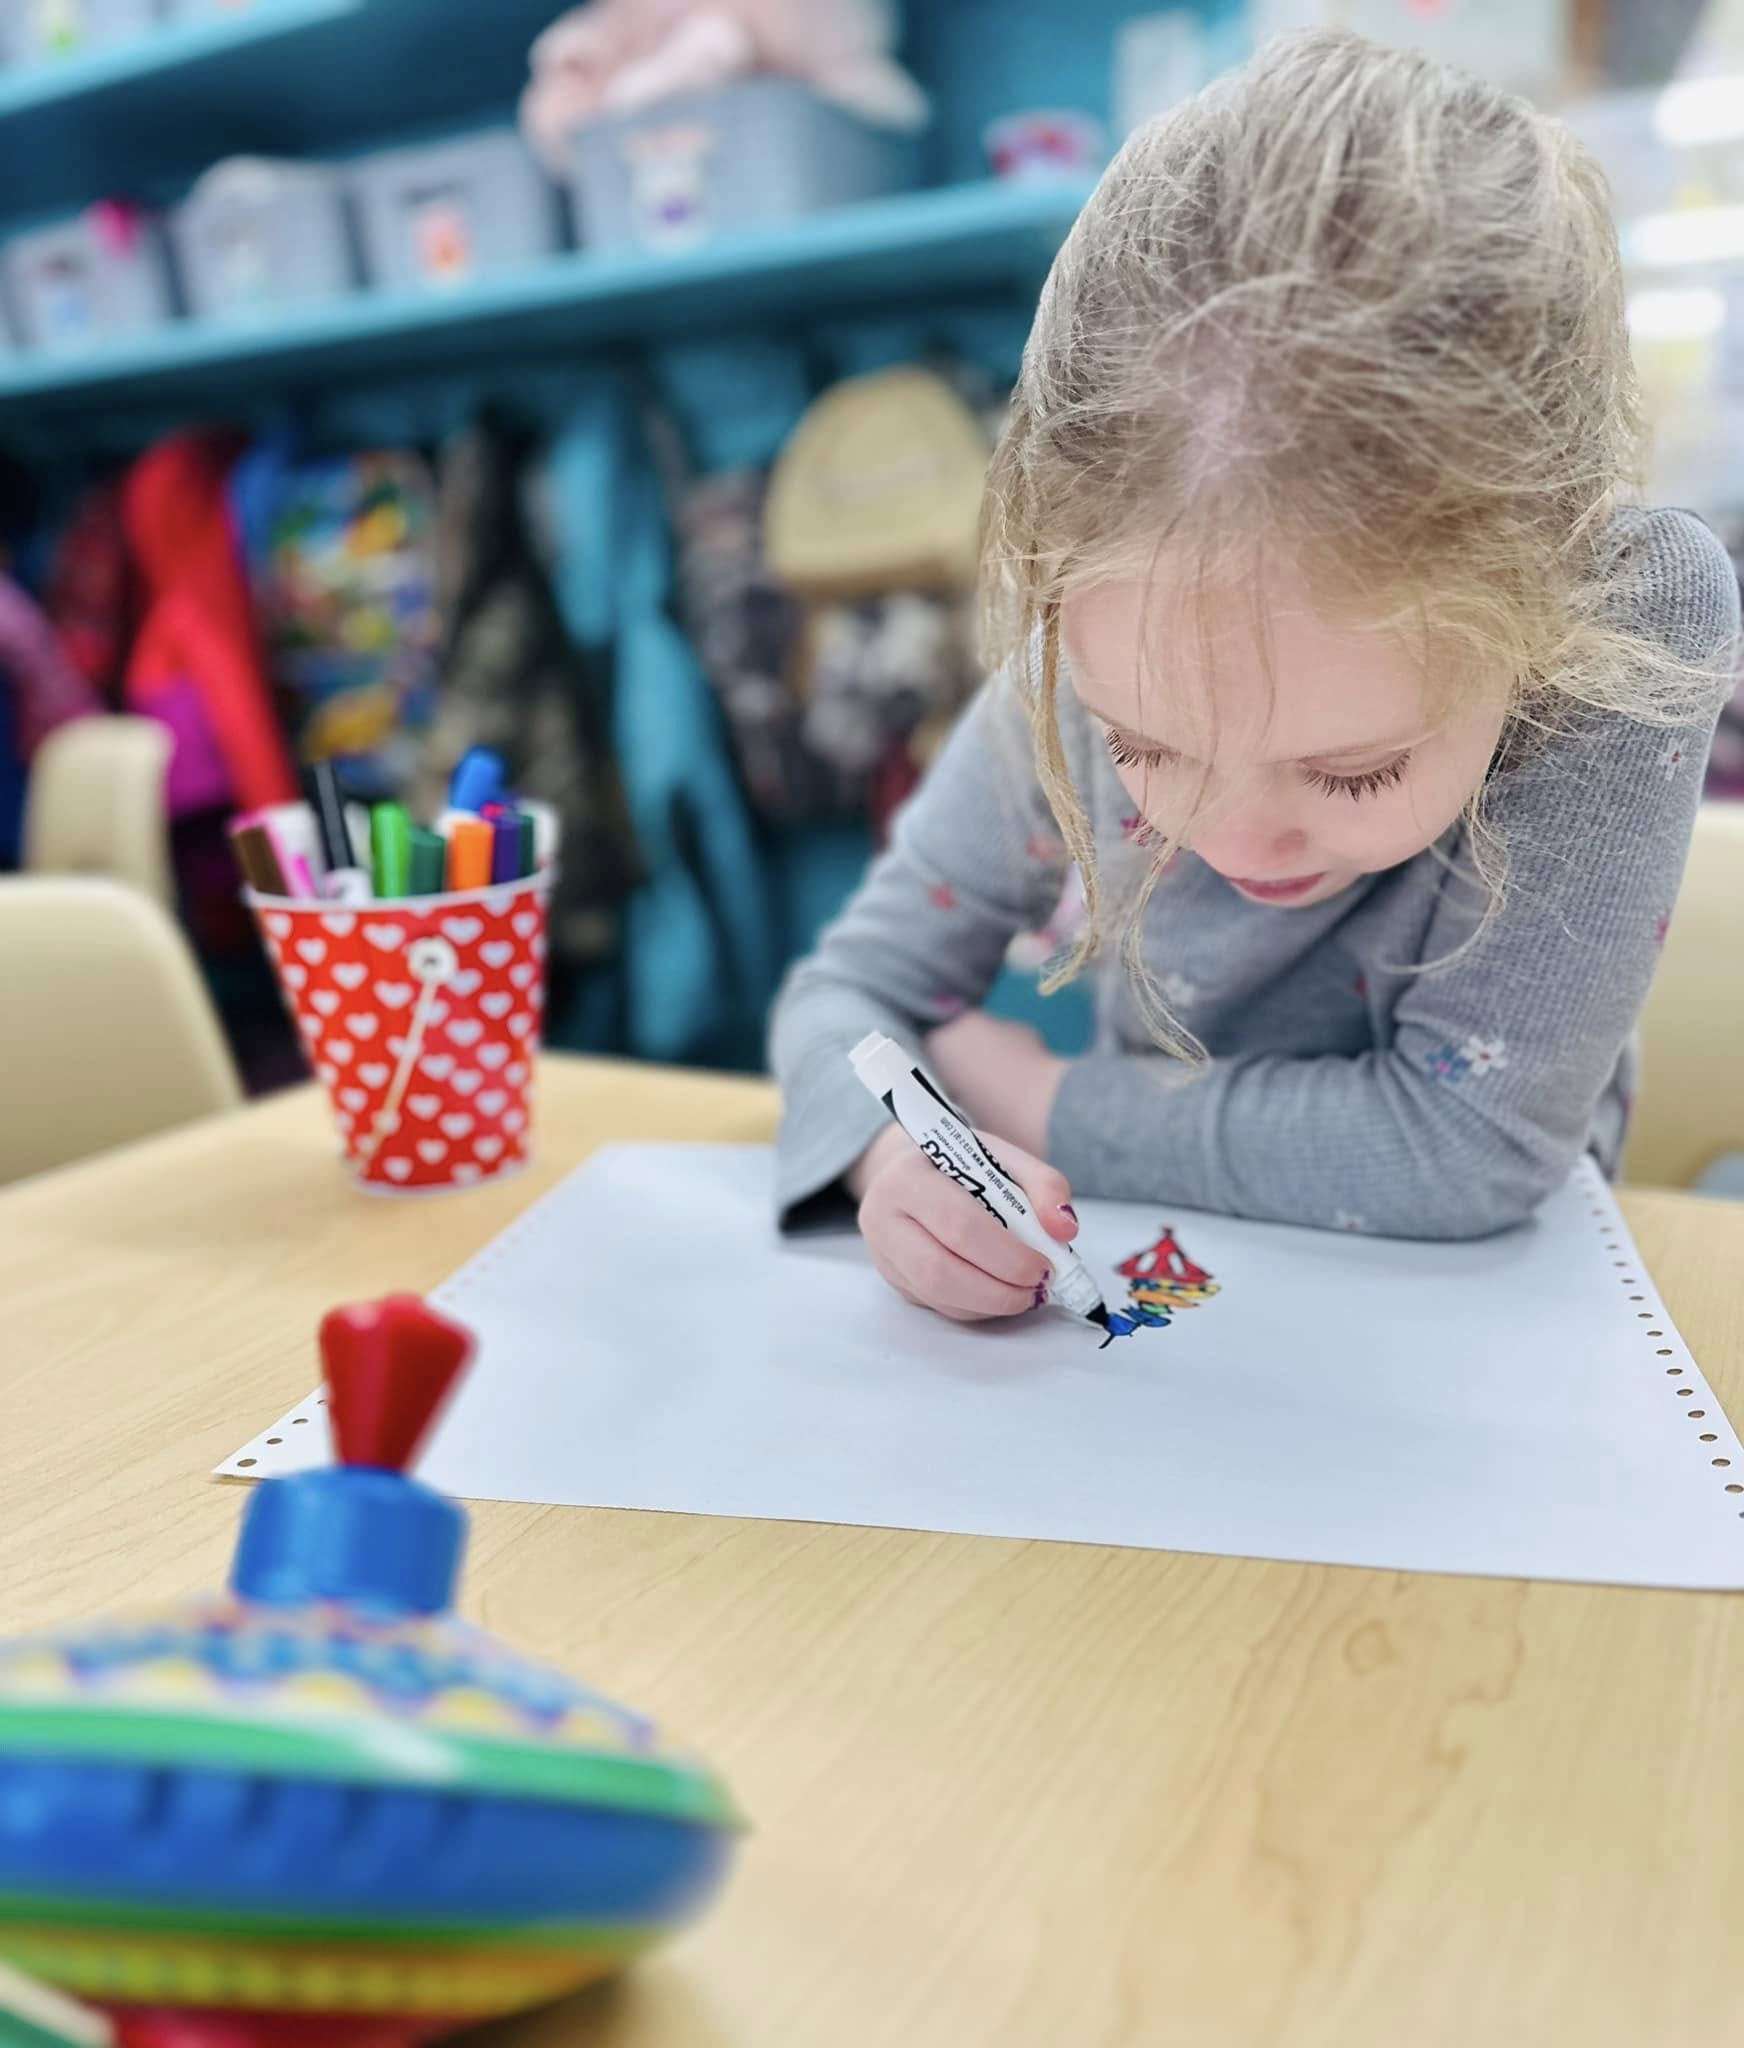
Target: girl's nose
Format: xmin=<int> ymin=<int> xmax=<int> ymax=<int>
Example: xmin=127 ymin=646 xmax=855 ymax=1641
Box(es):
xmin=1192 ymin=805 xmax=1312 ymax=877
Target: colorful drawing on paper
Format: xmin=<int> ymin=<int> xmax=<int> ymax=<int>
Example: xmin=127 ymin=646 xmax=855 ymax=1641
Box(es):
xmin=1101 ymin=1227 xmax=1220 ymax=1347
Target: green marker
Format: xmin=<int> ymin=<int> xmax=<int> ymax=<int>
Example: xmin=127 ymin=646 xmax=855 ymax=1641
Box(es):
xmin=370 ymin=802 xmax=413 ymax=899
xmin=516 ymin=810 xmax=536 ymax=880
xmin=409 ymin=825 xmax=448 ymax=898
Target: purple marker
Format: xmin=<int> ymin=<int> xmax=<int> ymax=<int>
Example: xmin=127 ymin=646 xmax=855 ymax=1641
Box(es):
xmin=486 ymin=805 xmax=524 ymax=885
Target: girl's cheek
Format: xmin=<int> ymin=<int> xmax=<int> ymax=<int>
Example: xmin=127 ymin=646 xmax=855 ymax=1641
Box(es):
xmin=1113 ymin=761 xmax=1170 ymax=829
xmin=1316 ymin=794 xmax=1437 ymax=867
xmin=1317 ymin=770 xmax=1473 ymax=867
xmin=1115 ymin=764 xmax=1202 ymax=841
xmin=1321 ymin=708 xmax=1503 ymax=865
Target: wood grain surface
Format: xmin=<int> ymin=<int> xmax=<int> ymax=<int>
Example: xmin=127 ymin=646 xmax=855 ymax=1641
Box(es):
xmin=5 ymin=1056 xmax=1743 ymax=2048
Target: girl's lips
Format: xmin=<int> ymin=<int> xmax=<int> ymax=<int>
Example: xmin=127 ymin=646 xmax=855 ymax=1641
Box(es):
xmin=1228 ymin=872 xmax=1327 ymax=903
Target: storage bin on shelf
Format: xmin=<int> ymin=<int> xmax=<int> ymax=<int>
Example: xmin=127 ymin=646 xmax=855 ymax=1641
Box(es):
xmin=567 ymin=77 xmax=918 ymax=255
xmin=0 ymin=0 xmax=162 ymax=65
xmin=351 ymin=127 xmax=566 ymax=292
xmin=3 ymin=207 xmax=173 ymax=353
xmin=162 ymin=0 xmax=273 ymax=18
xmin=173 ymin=157 xmax=356 ymax=321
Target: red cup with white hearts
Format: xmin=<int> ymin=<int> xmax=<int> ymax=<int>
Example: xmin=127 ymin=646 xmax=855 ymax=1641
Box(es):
xmin=249 ymin=874 xmax=549 ymax=1194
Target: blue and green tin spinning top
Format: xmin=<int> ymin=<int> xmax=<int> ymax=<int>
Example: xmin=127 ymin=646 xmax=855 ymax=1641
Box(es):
xmin=0 ymin=1296 xmax=741 ymax=2048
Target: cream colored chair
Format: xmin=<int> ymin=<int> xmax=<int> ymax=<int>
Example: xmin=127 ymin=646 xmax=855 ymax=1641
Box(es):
xmin=0 ymin=877 xmax=241 ymax=1186
xmin=1626 ymin=804 xmax=1744 ymax=1189
xmin=23 ymin=714 xmax=174 ymax=909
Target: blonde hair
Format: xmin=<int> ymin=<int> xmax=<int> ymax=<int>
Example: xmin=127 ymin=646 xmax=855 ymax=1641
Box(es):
xmin=983 ymin=28 xmax=1702 ymax=1021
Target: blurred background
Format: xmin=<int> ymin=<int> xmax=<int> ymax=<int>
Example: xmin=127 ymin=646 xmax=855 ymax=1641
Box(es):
xmin=0 ymin=0 xmax=1739 ymax=1138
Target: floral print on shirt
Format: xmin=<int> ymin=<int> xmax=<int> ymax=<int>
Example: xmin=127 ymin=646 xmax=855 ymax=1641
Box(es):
xmin=1424 ymin=1035 xmax=1509 ymax=1085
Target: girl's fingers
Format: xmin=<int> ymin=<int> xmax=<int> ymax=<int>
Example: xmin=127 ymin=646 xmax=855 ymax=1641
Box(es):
xmin=878 ymin=1214 xmax=1043 ymax=1322
xmin=980 ymin=1135 xmax=1078 ymax=1244
xmin=899 ymin=1156 xmax=1054 ymax=1290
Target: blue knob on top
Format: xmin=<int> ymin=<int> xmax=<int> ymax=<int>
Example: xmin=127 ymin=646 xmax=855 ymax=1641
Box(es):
xmin=231 ymin=1294 xmax=472 ymax=1617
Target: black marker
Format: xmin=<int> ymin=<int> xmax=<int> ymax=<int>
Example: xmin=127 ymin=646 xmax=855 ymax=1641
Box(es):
xmin=849 ymin=1031 xmax=1111 ymax=1333
xmin=304 ymin=760 xmax=370 ymax=903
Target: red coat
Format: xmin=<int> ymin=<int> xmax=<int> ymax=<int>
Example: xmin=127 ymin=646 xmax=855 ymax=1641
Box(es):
xmin=122 ymin=430 xmax=296 ymax=813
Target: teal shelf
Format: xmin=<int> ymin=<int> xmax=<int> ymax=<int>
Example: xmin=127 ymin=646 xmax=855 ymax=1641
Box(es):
xmin=0 ymin=178 xmax=1091 ymax=415
xmin=0 ymin=0 xmax=570 ymax=223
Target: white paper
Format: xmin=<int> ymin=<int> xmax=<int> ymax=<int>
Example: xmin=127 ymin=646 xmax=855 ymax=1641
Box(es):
xmin=221 ymin=1145 xmax=1744 ymax=1589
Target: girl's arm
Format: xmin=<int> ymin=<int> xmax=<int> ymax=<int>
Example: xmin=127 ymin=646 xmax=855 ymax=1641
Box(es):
xmin=770 ymin=676 xmax=1069 ymax=1227
xmin=1047 ymin=613 xmax=1740 ymax=1240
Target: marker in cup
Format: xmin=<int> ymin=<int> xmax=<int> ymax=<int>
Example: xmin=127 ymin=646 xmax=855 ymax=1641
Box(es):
xmin=408 ymin=827 xmax=447 ymax=897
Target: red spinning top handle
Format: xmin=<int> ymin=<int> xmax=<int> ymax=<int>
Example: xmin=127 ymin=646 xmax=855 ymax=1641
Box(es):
xmin=317 ymin=1295 xmax=474 ymax=1474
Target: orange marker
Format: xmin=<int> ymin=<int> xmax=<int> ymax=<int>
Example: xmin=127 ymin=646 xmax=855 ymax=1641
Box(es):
xmin=447 ymin=817 xmax=494 ymax=892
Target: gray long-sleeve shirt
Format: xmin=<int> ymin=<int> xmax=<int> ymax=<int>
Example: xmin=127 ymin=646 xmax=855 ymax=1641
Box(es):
xmin=771 ymin=508 xmax=1740 ymax=1240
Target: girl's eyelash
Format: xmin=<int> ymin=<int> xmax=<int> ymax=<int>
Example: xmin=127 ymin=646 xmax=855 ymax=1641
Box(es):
xmin=1304 ymin=754 xmax=1412 ymax=801
xmin=1103 ymin=726 xmax=1411 ymax=799
xmin=1104 ymin=730 xmax=1169 ymax=770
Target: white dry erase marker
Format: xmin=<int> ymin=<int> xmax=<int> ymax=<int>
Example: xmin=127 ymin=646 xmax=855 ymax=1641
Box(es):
xmin=850 ymin=1031 xmax=1111 ymax=1334
xmin=255 ymin=801 xmax=327 ymax=886
xmin=345 ymin=800 xmax=373 ymax=869
xmin=320 ymin=867 xmax=373 ymax=905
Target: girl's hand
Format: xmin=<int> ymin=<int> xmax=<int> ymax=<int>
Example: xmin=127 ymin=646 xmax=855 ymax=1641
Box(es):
xmin=847 ymin=1122 xmax=1080 ymax=1324
xmin=924 ymin=1012 xmax=1069 ymax=1157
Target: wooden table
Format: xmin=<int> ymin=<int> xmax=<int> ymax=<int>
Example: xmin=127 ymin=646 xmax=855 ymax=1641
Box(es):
xmin=6 ymin=1055 xmax=1744 ymax=2048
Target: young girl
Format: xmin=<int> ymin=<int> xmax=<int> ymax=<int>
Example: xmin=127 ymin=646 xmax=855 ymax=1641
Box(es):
xmin=770 ymin=29 xmax=1741 ymax=1325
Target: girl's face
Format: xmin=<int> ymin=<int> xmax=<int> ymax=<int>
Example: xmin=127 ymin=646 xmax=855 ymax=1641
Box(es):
xmin=1061 ymin=563 xmax=1509 ymax=908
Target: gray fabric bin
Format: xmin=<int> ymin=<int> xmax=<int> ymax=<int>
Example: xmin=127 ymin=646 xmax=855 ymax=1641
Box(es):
xmin=0 ymin=0 xmax=162 ymax=63
xmin=4 ymin=212 xmax=173 ymax=352
xmin=568 ymin=77 xmax=917 ymax=254
xmin=174 ymin=158 xmax=356 ymax=320
xmin=162 ymin=0 xmax=276 ymax=19
xmin=351 ymin=127 xmax=565 ymax=292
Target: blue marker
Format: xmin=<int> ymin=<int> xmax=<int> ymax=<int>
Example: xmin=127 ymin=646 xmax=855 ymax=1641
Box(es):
xmin=449 ymin=747 xmax=507 ymax=815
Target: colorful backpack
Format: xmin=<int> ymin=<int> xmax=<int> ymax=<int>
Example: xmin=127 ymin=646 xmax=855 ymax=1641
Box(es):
xmin=231 ymin=441 xmax=441 ymax=802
